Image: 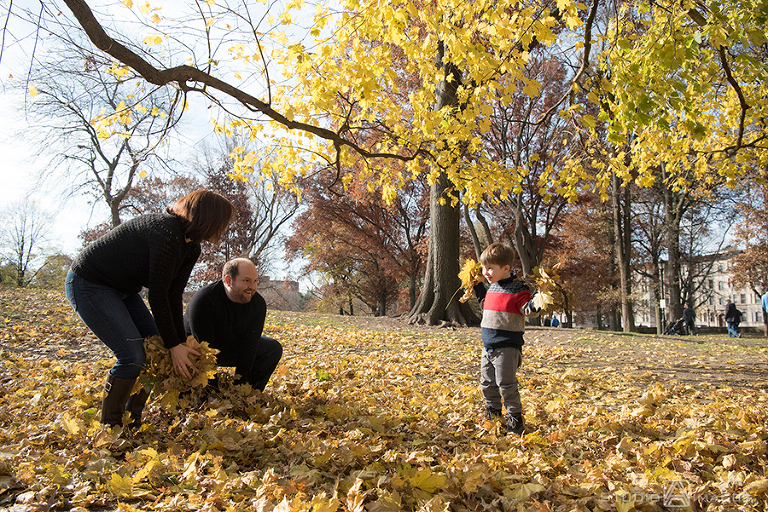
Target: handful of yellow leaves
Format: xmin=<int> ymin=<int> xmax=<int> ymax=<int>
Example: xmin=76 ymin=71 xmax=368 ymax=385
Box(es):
xmin=530 ymin=266 xmax=558 ymax=312
xmin=458 ymin=259 xmax=484 ymax=303
xmin=134 ymin=335 xmax=220 ymax=397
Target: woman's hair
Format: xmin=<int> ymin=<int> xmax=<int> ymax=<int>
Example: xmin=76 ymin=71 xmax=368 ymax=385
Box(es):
xmin=479 ymin=242 xmax=516 ymax=268
xmin=167 ymin=190 xmax=236 ymax=242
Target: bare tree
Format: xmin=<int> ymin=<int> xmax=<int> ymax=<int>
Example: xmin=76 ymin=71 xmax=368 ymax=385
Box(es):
xmin=0 ymin=197 xmax=53 ymax=287
xmin=192 ymin=134 xmax=301 ymax=283
xmin=19 ymin=40 xmax=185 ymax=227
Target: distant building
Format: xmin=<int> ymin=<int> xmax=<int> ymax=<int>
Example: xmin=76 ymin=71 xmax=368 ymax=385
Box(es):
xmin=258 ymin=276 xmax=301 ymax=311
xmin=633 ymin=250 xmax=765 ymax=329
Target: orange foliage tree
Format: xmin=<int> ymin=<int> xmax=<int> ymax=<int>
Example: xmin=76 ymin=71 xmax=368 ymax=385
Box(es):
xmin=286 ymin=171 xmax=429 ymax=316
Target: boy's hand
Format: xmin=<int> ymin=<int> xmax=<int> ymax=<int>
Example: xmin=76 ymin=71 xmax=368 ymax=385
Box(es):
xmin=529 ymin=295 xmax=543 ymax=312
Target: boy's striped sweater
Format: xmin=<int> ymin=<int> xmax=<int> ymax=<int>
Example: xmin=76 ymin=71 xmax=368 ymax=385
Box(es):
xmin=474 ymin=276 xmax=539 ymax=349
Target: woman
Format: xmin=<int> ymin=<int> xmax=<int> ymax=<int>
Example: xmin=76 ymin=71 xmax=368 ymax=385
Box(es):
xmin=65 ymin=190 xmax=236 ymax=427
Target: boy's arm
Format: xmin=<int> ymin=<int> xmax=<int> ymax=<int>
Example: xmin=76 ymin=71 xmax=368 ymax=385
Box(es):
xmin=473 ymin=282 xmax=487 ymax=302
xmin=522 ymin=292 xmax=542 ymax=317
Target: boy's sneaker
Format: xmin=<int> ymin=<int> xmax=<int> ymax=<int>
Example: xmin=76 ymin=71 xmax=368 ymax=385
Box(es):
xmin=506 ymin=412 xmax=525 ymax=435
xmin=485 ymin=408 xmax=503 ymax=420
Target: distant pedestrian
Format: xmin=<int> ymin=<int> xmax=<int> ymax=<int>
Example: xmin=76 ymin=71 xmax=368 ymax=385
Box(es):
xmin=725 ymin=299 xmax=742 ymax=338
xmin=683 ymin=303 xmax=697 ymax=336
xmin=551 ymin=317 xmax=560 ymax=328
xmin=762 ymin=291 xmax=768 ymax=320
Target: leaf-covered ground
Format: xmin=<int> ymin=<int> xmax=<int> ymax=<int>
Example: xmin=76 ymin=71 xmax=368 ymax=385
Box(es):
xmin=1 ymin=288 xmax=767 ymax=512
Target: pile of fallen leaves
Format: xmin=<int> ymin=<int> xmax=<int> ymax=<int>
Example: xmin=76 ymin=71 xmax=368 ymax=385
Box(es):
xmin=1 ymin=288 xmax=768 ymax=512
xmin=136 ymin=335 xmax=220 ymax=403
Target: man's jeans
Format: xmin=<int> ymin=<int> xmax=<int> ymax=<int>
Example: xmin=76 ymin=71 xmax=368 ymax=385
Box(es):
xmin=480 ymin=346 xmax=522 ymax=414
xmin=727 ymin=322 xmax=740 ymax=337
xmin=216 ymin=336 xmax=283 ymax=391
xmin=65 ymin=270 xmax=159 ymax=379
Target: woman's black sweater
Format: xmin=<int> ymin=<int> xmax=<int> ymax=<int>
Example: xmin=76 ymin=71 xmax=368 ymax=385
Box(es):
xmin=71 ymin=213 xmax=201 ymax=348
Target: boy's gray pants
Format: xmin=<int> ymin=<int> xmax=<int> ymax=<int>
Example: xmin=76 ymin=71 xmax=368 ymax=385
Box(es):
xmin=480 ymin=346 xmax=522 ymax=414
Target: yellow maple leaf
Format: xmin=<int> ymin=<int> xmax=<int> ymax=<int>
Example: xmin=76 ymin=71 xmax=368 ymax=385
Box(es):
xmin=530 ymin=266 xmax=560 ymax=312
xmin=59 ymin=415 xmax=80 ymax=435
xmin=505 ymin=482 xmax=545 ymax=501
xmin=142 ymin=35 xmax=163 ymax=46
xmin=309 ymin=493 xmax=340 ymax=512
xmin=107 ymin=473 xmax=133 ymax=497
xmin=614 ymin=494 xmax=635 ymax=512
xmin=27 ymin=83 xmax=38 ymax=97
xmin=409 ymin=468 xmax=446 ymax=493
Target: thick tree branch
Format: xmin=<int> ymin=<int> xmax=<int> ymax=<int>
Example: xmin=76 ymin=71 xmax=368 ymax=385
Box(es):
xmin=62 ymin=0 xmax=429 ymax=164
xmin=530 ymin=0 xmax=600 ymax=126
xmin=686 ymin=8 xmax=750 ymax=153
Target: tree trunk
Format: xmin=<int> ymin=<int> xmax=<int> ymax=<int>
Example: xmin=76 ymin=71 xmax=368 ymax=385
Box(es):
xmin=464 ymin=204 xmax=483 ymax=261
xmin=408 ymin=272 xmax=417 ymax=311
xmin=406 ymin=39 xmax=478 ymax=326
xmin=607 ymin=227 xmax=619 ymax=331
xmin=653 ymin=262 xmax=664 ymax=335
xmin=378 ymin=292 xmax=387 ymax=317
xmin=407 ymin=173 xmax=478 ymax=326
xmin=108 ymin=197 xmax=122 ymax=227
xmin=510 ymin=194 xmax=534 ymax=276
xmin=661 ymin=166 xmax=685 ymax=321
xmin=612 ymin=173 xmax=635 ymax=332
xmin=475 ymin=206 xmax=494 ymax=248
xmin=556 ymin=283 xmax=572 ymax=328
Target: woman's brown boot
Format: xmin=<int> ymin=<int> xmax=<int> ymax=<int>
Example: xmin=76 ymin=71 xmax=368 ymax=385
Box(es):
xmin=125 ymin=387 xmax=150 ymax=428
xmin=101 ymin=374 xmax=135 ymax=426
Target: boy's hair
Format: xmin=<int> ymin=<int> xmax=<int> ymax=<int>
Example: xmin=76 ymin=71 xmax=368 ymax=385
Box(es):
xmin=479 ymin=243 xmax=516 ymax=268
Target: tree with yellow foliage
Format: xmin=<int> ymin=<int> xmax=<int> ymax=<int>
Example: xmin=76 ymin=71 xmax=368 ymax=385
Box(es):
xmin=33 ymin=0 xmax=767 ymax=324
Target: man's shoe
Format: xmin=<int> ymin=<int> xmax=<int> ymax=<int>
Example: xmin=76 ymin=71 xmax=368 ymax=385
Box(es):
xmin=485 ymin=408 xmax=503 ymax=420
xmin=506 ymin=413 xmax=525 ymax=435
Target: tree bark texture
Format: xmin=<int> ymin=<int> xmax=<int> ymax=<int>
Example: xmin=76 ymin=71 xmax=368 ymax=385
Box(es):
xmin=611 ymin=173 xmax=635 ymax=332
xmin=661 ymin=165 xmax=685 ymax=321
xmin=407 ymin=173 xmax=478 ymax=325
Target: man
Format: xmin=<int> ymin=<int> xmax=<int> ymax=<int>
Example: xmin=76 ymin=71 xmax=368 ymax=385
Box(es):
xmin=682 ymin=303 xmax=697 ymax=336
xmin=724 ymin=299 xmax=742 ymax=338
xmin=184 ymin=258 xmax=282 ymax=391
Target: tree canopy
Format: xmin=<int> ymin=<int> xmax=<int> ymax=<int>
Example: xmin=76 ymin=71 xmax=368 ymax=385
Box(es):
xmin=5 ymin=0 xmax=767 ymax=326
xmin=31 ymin=0 xmax=764 ymax=205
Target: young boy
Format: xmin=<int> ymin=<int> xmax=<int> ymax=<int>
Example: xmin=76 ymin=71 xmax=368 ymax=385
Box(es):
xmin=473 ymin=243 xmax=540 ymax=435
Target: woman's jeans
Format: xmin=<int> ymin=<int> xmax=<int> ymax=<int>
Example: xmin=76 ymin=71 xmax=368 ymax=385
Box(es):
xmin=65 ymin=270 xmax=159 ymax=379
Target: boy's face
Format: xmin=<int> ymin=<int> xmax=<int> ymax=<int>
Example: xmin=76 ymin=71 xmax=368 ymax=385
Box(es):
xmin=482 ymin=263 xmax=512 ymax=284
